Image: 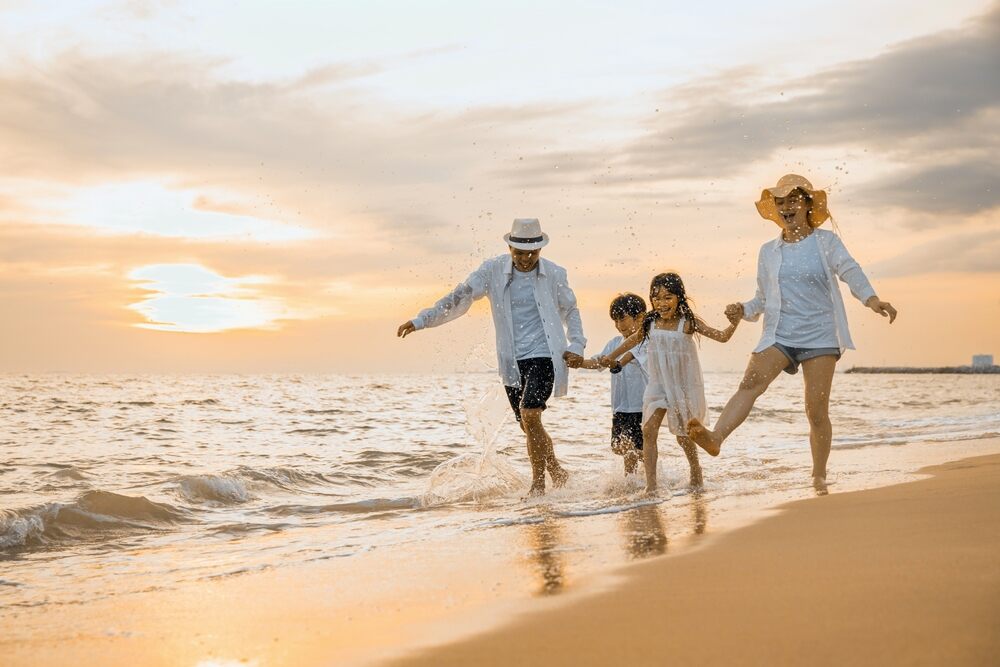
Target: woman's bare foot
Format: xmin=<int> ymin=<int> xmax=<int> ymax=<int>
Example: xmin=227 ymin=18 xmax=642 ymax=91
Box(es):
xmin=549 ymin=466 xmax=569 ymax=489
xmin=686 ymin=418 xmax=721 ymax=457
xmin=812 ymin=475 xmax=828 ymax=496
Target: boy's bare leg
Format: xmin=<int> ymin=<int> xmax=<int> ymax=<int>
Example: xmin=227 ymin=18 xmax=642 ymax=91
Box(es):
xmin=676 ymin=435 xmax=703 ymax=488
xmin=624 ymin=449 xmax=640 ymax=475
xmin=802 ymin=355 xmax=837 ymax=484
xmin=642 ymin=409 xmax=666 ymax=494
xmin=520 ymin=410 xmax=548 ymax=495
xmin=687 ymin=347 xmax=788 ymax=456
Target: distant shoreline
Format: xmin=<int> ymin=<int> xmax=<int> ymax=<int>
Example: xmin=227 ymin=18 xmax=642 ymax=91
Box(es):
xmin=846 ymin=366 xmax=1000 ymax=374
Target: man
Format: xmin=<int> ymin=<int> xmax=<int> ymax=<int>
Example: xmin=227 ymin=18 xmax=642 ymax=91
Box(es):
xmin=398 ymin=218 xmax=587 ymax=496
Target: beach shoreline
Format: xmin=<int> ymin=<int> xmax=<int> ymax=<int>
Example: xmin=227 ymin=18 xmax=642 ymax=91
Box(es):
xmin=3 ymin=437 xmax=999 ymax=666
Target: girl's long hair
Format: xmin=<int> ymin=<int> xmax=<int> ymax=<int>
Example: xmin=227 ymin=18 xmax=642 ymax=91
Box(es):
xmin=641 ymin=272 xmax=697 ymax=339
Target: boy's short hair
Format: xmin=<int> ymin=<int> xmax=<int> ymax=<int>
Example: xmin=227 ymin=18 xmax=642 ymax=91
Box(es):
xmin=609 ymin=293 xmax=647 ymax=320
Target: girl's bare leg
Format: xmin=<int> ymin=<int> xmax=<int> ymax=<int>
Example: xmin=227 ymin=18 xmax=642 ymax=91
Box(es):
xmin=676 ymin=435 xmax=703 ymax=488
xmin=688 ymin=346 xmax=789 ymax=456
xmin=642 ymin=409 xmax=666 ymax=493
xmin=802 ymin=355 xmax=837 ymax=484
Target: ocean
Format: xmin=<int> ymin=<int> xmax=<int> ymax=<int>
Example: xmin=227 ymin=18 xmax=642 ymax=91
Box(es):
xmin=2 ymin=371 xmax=999 ymax=616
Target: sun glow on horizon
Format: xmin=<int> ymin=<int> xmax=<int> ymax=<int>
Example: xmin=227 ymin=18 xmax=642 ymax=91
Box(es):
xmin=128 ymin=263 xmax=288 ymax=333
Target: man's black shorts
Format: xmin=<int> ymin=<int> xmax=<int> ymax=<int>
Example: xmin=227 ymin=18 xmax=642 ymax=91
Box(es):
xmin=505 ymin=357 xmax=555 ymax=422
xmin=611 ymin=411 xmax=644 ymax=453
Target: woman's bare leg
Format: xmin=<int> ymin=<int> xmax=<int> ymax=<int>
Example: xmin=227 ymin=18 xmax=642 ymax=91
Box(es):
xmin=801 ymin=355 xmax=837 ymax=483
xmin=687 ymin=346 xmax=789 ymax=456
xmin=641 ymin=409 xmax=666 ymax=493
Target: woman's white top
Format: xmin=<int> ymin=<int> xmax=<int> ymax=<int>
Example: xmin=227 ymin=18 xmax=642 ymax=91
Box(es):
xmin=411 ymin=255 xmax=586 ymax=398
xmin=509 ymin=266 xmax=552 ymax=359
xmin=596 ymin=336 xmax=648 ymax=414
xmin=774 ymin=233 xmax=839 ymax=348
xmin=642 ymin=318 xmax=706 ymax=435
xmin=742 ymin=229 xmax=877 ymax=354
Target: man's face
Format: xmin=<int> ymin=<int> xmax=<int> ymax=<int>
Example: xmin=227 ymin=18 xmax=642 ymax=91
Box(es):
xmin=509 ymin=246 xmax=541 ymax=272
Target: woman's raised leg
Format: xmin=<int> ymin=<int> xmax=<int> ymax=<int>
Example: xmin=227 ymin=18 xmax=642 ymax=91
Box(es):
xmin=687 ymin=346 xmax=789 ymax=456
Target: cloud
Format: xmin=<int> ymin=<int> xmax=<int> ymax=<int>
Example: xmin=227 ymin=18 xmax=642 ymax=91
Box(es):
xmin=873 ymin=228 xmax=1000 ymax=277
xmin=855 ymin=159 xmax=1000 ymax=214
xmin=505 ymin=3 xmax=1000 ymax=219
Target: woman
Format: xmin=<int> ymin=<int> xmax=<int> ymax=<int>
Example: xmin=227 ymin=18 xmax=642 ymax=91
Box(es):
xmin=687 ymin=174 xmax=897 ymax=489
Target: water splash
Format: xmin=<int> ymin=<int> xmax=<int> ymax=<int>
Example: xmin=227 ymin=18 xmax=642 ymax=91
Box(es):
xmin=420 ymin=385 xmax=526 ymax=506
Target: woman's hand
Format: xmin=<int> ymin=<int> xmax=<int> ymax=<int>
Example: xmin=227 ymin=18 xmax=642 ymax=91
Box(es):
xmin=725 ymin=303 xmax=744 ymax=324
xmin=397 ymin=321 xmax=416 ymax=338
xmin=865 ymin=297 xmax=898 ymax=323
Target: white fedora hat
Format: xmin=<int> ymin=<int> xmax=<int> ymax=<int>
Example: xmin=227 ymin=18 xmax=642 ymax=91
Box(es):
xmin=503 ymin=218 xmax=549 ymax=250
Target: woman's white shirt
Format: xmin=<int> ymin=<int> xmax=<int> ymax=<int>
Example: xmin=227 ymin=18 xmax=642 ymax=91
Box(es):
xmin=774 ymin=233 xmax=839 ymax=348
xmin=742 ymin=229 xmax=876 ymax=353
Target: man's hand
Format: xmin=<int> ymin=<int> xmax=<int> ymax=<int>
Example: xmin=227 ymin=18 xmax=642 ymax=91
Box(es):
xmin=865 ymin=297 xmax=898 ymax=324
xmin=563 ymin=351 xmax=583 ymax=368
xmin=725 ymin=303 xmax=744 ymax=324
xmin=397 ymin=321 xmax=416 ymax=338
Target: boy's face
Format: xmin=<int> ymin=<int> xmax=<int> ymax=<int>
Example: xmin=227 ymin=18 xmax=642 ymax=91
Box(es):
xmin=614 ymin=313 xmax=644 ymax=337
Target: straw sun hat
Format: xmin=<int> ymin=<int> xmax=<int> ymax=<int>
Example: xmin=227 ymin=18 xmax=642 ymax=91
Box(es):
xmin=755 ymin=174 xmax=831 ymax=227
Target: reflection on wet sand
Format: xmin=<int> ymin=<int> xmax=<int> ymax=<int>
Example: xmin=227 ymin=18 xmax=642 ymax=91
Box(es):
xmin=620 ymin=494 xmax=709 ymax=561
xmin=525 ymin=519 xmax=565 ymax=596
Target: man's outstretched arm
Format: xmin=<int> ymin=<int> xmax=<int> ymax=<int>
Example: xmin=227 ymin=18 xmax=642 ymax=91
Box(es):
xmin=397 ymin=262 xmax=490 ymax=338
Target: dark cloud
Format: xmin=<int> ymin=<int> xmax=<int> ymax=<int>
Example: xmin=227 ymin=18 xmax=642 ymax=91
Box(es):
xmin=506 ymin=3 xmax=1000 ymax=218
xmin=873 ymin=228 xmax=1000 ymax=277
xmin=856 ymin=159 xmax=1000 ymax=214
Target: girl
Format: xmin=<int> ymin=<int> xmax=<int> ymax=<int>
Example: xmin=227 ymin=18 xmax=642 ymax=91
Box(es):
xmin=686 ymin=174 xmax=897 ymax=492
xmin=602 ymin=273 xmax=739 ymax=493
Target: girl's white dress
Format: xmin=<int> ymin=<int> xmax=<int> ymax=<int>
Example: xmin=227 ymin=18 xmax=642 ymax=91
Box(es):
xmin=642 ymin=317 xmax=707 ymax=436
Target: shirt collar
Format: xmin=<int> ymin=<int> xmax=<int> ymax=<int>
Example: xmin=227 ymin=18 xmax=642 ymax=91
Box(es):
xmin=503 ymin=255 xmax=547 ymax=277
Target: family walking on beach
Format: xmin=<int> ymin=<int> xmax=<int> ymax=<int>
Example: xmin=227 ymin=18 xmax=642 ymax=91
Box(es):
xmin=398 ymin=174 xmax=898 ymax=496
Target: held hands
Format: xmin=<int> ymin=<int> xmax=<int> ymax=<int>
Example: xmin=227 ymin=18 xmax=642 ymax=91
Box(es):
xmin=597 ymin=355 xmax=615 ymax=368
xmin=725 ymin=303 xmax=744 ymax=324
xmin=397 ymin=321 xmax=416 ymax=338
xmin=865 ymin=297 xmax=898 ymax=323
xmin=563 ymin=351 xmax=584 ymax=368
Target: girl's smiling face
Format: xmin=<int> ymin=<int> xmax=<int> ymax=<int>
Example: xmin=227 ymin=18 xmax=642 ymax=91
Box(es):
xmin=650 ymin=287 xmax=679 ymax=318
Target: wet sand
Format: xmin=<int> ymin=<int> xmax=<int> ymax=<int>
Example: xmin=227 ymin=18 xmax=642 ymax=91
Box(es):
xmin=392 ymin=451 xmax=1000 ymax=666
xmin=3 ymin=442 xmax=999 ymax=666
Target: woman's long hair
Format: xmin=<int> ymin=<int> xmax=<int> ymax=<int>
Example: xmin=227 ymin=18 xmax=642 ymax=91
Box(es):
xmin=641 ymin=272 xmax=697 ymax=339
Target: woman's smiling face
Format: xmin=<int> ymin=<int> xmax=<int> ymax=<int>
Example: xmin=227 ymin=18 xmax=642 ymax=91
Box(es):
xmin=773 ymin=188 xmax=812 ymax=229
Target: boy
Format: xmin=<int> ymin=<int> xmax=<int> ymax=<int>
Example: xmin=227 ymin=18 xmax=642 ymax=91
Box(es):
xmin=575 ymin=293 xmax=648 ymax=474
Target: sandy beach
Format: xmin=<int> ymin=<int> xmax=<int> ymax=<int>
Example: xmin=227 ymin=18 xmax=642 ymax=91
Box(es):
xmin=393 ymin=450 xmax=1000 ymax=667
xmin=2 ymin=439 xmax=998 ymax=667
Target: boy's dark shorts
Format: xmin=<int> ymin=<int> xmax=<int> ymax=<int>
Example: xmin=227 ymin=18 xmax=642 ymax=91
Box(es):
xmin=505 ymin=357 xmax=555 ymax=422
xmin=611 ymin=411 xmax=644 ymax=454
xmin=772 ymin=343 xmax=841 ymax=375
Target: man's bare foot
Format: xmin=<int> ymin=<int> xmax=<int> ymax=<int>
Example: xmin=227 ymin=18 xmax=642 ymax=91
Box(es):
xmin=549 ymin=466 xmax=569 ymax=489
xmin=527 ymin=482 xmax=546 ymax=498
xmin=686 ymin=418 xmax=721 ymax=457
xmin=643 ymin=484 xmax=658 ymax=497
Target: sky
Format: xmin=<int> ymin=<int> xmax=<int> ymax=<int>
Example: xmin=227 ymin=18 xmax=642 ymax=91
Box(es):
xmin=1 ymin=0 xmax=998 ymax=373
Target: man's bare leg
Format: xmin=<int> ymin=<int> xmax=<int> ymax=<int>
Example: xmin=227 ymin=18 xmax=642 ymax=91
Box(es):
xmin=641 ymin=409 xmax=666 ymax=494
xmin=802 ymin=354 xmax=837 ymax=485
xmin=676 ymin=435 xmax=703 ymax=488
xmin=687 ymin=346 xmax=788 ymax=456
xmin=624 ymin=449 xmax=640 ymax=475
xmin=519 ymin=410 xmax=547 ymax=495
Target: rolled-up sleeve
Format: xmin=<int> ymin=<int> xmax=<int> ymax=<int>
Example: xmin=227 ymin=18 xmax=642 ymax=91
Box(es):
xmin=827 ymin=234 xmax=877 ymax=305
xmin=556 ymin=270 xmax=586 ymax=355
xmin=412 ymin=262 xmax=490 ymax=330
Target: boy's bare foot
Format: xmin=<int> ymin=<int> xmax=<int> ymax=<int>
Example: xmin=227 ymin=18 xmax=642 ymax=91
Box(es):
xmin=686 ymin=418 xmax=721 ymax=457
xmin=549 ymin=466 xmax=569 ymax=489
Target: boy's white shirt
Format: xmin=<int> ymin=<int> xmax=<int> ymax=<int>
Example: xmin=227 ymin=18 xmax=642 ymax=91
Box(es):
xmin=596 ymin=336 xmax=648 ymax=414
xmin=411 ymin=255 xmax=586 ymax=397
xmin=742 ymin=228 xmax=877 ymax=354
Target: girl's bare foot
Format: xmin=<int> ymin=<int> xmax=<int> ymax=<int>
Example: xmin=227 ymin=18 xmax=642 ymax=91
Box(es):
xmin=686 ymin=418 xmax=721 ymax=457
xmin=549 ymin=466 xmax=569 ymax=488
